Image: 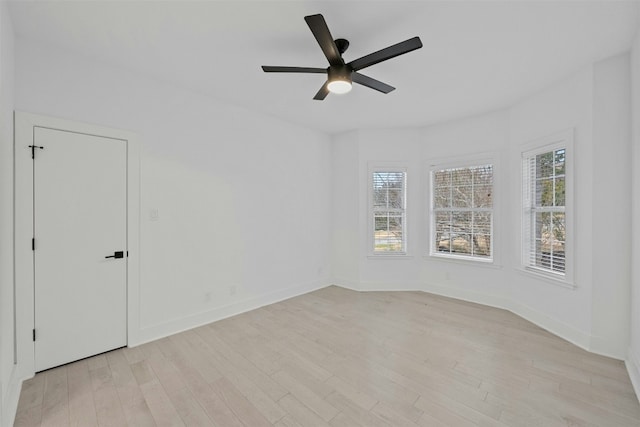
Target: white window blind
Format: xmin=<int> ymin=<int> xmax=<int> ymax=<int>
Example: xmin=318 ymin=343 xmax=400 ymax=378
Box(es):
xmin=372 ymin=171 xmax=406 ymax=253
xmin=431 ymin=164 xmax=493 ymax=260
xmin=522 ymin=147 xmax=566 ymax=275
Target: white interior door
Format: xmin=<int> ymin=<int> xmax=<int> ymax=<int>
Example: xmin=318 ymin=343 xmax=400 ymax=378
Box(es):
xmin=34 ymin=127 xmax=127 ymax=372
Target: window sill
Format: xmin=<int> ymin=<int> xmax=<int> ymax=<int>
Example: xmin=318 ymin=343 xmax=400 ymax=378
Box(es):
xmin=367 ymin=254 xmax=414 ymax=260
xmin=424 ymin=254 xmax=502 ymax=269
xmin=516 ymin=267 xmax=576 ymax=289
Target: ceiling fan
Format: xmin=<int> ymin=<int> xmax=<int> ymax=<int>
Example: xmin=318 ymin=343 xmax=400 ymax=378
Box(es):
xmin=261 ymin=14 xmax=423 ymax=100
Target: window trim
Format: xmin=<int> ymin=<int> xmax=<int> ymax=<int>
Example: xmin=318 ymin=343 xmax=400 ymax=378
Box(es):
xmin=520 ymin=129 xmax=575 ymax=287
xmin=368 ymin=164 xmax=408 ymax=257
xmin=427 ymin=153 xmax=498 ymax=264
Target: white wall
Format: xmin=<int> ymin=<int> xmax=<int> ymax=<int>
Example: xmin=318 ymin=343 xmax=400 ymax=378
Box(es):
xmin=0 ymin=2 xmax=16 ymax=426
xmin=591 ymin=54 xmax=631 ymax=357
xmin=332 ymin=54 xmax=633 ymax=360
xmin=13 ymin=38 xmax=333 ymax=347
xmin=628 ymin=16 xmax=640 ymax=398
xmin=508 ymin=54 xmax=632 ymax=357
xmin=508 ymin=66 xmax=596 ymax=348
xmin=331 ymin=131 xmax=360 ymax=288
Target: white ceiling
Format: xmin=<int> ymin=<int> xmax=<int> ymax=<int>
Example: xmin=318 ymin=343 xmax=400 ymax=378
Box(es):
xmin=8 ymin=1 xmax=640 ymax=134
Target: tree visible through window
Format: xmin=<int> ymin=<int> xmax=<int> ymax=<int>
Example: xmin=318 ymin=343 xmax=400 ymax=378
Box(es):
xmin=523 ymin=148 xmax=566 ymax=274
xmin=431 ymin=164 xmax=493 ymax=260
xmin=372 ymin=171 xmax=406 ymax=253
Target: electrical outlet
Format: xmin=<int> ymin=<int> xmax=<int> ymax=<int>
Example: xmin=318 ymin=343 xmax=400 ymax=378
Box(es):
xmin=229 ymin=285 xmax=237 ymax=296
xmin=149 ymin=208 xmax=159 ymax=221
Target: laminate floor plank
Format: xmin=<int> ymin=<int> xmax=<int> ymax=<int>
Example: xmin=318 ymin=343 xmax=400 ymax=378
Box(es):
xmin=139 ymin=380 xmax=184 ymax=427
xmin=323 ymin=376 xmax=377 ymax=411
xmin=15 ymin=286 xmax=640 ymax=426
xmin=166 ymin=387 xmax=213 ymax=427
xmin=105 ymin=349 xmax=146 ymax=409
xmin=122 ymin=345 xmax=146 ymax=365
xmin=271 ymin=371 xmax=339 ymax=422
xmin=498 ymin=408 xmax=568 ymax=427
xmin=276 ymin=358 xmax=334 ymax=399
xmin=327 ymin=411 xmax=364 ymax=427
xmin=193 ymin=327 xmax=288 ymax=402
xmin=145 ymin=353 xmax=188 ymax=397
xmin=105 ymin=352 xmax=156 ymax=426
xmin=220 ymin=371 xmax=288 ymax=424
xmin=192 ymin=334 xmax=287 ymax=423
xmin=369 ymin=401 xmax=423 ymax=427
xmin=40 ymin=366 xmax=69 ymax=427
xmin=158 ymin=348 xmax=237 ymax=426
xmin=414 ymin=393 xmax=505 ymax=427
xmin=86 ymin=354 xmax=108 ymax=372
xmin=211 ymin=326 xmax=283 ymax=376
xmin=324 ymin=391 xmax=391 ymax=427
xmin=273 ymin=415 xmax=303 ymax=427
xmin=16 ymin=373 xmax=45 ymax=414
xmin=13 ymin=405 xmax=43 ymax=427
xmin=89 ymin=365 xmax=128 ymax=427
xmin=131 ymin=359 xmax=157 ymax=387
xmin=118 ymin=398 xmax=157 ymax=427
xmin=209 ymin=377 xmax=272 ymax=427
xmin=66 ymin=360 xmax=98 ymax=427
xmin=169 ymin=332 xmax=223 ymax=384
xmin=276 ymin=394 xmax=331 ymax=427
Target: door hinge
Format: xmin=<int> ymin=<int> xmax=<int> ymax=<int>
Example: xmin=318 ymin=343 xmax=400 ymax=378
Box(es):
xmin=32 ymin=238 xmax=35 ymax=251
xmin=28 ymin=145 xmax=44 ymax=159
xmin=32 ymin=329 xmax=36 ymax=342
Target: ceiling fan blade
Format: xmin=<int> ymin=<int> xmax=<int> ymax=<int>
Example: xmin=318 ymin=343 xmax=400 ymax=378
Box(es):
xmin=348 ymin=36 xmax=423 ymax=72
xmin=352 ymin=72 xmax=395 ymax=94
xmin=313 ymin=81 xmax=330 ymax=100
xmin=304 ymin=14 xmax=344 ymax=67
xmin=262 ymin=66 xmax=327 ymax=74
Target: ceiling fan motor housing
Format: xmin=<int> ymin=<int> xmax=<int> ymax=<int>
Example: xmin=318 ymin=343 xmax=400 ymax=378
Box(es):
xmin=328 ymin=64 xmax=353 ymax=84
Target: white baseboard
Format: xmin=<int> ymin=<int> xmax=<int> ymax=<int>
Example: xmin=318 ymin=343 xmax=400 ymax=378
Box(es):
xmin=359 ymin=280 xmax=630 ymax=360
xmin=330 ymin=278 xmax=361 ymax=292
xmin=509 ymin=299 xmax=591 ymax=352
xmin=356 ymin=281 xmax=423 ymax=292
xmin=132 ymin=279 xmax=331 ymax=346
xmin=421 ymin=281 xmax=511 ymax=311
xmin=348 ymin=280 xmax=511 ymax=311
xmin=589 ymin=335 xmax=627 ymax=360
xmin=333 ymin=280 xmax=600 ymax=359
xmin=627 ymin=348 xmax=640 ymax=403
xmin=2 ymin=366 xmax=22 ymax=427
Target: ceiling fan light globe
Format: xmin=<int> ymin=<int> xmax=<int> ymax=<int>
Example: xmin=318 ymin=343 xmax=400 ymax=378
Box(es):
xmin=328 ymin=80 xmax=352 ymax=94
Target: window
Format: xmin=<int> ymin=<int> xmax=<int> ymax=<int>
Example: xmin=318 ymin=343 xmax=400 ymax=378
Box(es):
xmin=430 ymin=163 xmax=494 ymax=261
xmin=520 ymin=129 xmax=574 ymax=284
xmin=522 ymin=145 xmax=567 ymax=276
xmin=371 ymin=170 xmax=406 ymax=254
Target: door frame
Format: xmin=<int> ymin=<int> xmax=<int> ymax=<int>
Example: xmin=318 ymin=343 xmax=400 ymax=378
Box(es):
xmin=14 ymin=111 xmax=140 ymax=378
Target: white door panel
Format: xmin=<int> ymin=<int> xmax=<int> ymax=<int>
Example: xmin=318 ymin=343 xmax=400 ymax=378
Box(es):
xmin=34 ymin=127 xmax=127 ymax=372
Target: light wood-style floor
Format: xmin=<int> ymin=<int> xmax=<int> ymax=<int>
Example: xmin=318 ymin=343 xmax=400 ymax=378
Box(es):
xmin=14 ymin=286 xmax=640 ymax=426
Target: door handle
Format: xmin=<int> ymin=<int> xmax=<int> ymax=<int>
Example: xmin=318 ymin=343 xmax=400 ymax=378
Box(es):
xmin=105 ymin=251 xmax=124 ymax=259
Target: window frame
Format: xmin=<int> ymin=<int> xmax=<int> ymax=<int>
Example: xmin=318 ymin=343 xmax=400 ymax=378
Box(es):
xmin=368 ymin=165 xmax=408 ymax=257
xmin=428 ymin=155 xmax=497 ymax=263
xmin=520 ymin=129 xmax=574 ymax=287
